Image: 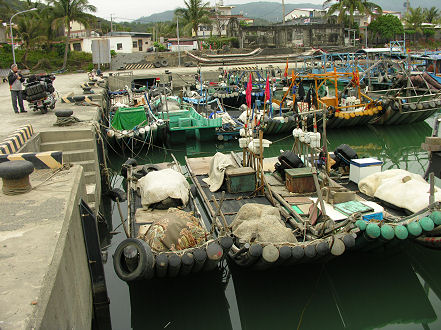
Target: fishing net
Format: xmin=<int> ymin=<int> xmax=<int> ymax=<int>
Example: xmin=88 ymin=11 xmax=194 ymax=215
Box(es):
xmin=231 ymin=204 xmax=296 ymax=244
xmin=139 ymin=208 xmax=208 ymax=253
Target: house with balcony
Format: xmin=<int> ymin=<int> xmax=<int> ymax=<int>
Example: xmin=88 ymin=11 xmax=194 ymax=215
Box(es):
xmin=197 ymin=2 xmax=253 ymax=38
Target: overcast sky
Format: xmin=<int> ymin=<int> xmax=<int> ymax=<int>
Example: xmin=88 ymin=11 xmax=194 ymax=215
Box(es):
xmin=89 ymin=0 xmax=326 ymax=22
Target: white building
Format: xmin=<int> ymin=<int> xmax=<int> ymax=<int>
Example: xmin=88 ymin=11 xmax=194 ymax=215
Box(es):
xmin=70 ymin=32 xmax=153 ymax=53
xmin=167 ymin=38 xmax=198 ymax=51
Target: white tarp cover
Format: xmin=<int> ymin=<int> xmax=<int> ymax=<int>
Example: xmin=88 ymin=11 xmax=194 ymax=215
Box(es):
xmin=231 ymin=204 xmax=297 ymax=244
xmin=202 ymin=152 xmax=237 ymax=192
xmin=358 ymin=169 xmax=441 ymax=213
xmin=217 ymin=112 xmax=237 ymax=126
xmin=137 ymin=168 xmax=190 ymax=208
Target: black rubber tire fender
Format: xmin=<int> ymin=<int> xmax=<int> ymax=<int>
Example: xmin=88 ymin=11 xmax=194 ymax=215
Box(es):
xmin=141 ymin=163 xmax=160 ymax=175
xmin=113 ymin=238 xmax=154 ymax=281
xmin=153 ymin=61 xmax=161 ymax=68
xmin=55 ymin=109 xmax=73 ymax=117
xmin=161 ymin=60 xmax=169 ymax=67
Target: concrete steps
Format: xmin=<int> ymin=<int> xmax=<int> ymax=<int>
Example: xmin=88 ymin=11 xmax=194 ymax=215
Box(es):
xmin=39 ymin=129 xmax=94 ymax=142
xmin=40 ymin=139 xmax=95 ymax=152
xmin=84 ymin=171 xmax=96 ymax=185
xmin=86 ymin=184 xmax=96 ymax=203
xmin=39 ymin=129 xmax=100 ymax=212
xmin=62 ymin=149 xmax=95 ymax=163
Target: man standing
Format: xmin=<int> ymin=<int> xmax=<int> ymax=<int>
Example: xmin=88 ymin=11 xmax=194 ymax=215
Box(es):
xmin=8 ymin=64 xmax=27 ymax=114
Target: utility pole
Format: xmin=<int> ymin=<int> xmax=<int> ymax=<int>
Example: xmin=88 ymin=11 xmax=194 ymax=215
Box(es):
xmin=177 ymin=17 xmax=181 ymax=67
xmin=282 ymin=0 xmax=285 ymax=25
xmin=110 ymin=13 xmax=113 ymax=34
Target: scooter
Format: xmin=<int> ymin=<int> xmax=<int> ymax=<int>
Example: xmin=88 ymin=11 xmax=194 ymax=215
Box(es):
xmin=23 ymin=74 xmax=57 ymax=114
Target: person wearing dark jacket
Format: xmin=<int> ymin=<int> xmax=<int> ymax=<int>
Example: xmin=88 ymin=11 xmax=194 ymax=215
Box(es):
xmin=8 ymin=64 xmax=27 ymax=114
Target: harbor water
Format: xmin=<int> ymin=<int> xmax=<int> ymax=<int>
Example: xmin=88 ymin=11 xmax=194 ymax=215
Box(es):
xmin=101 ymin=116 xmax=441 ymax=330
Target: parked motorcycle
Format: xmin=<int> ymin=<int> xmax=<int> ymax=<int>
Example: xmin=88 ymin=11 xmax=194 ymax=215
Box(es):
xmin=23 ymin=74 xmax=57 ymax=114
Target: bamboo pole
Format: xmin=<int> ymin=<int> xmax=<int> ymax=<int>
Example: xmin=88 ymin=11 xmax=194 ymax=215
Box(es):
xmin=116 ymin=197 xmax=129 ymax=238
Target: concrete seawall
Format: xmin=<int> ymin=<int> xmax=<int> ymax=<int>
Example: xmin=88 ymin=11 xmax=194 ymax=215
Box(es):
xmin=0 ymin=165 xmax=93 ymax=329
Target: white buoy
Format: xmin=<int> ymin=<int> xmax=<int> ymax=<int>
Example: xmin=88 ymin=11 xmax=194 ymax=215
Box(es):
xmin=139 ymin=127 xmax=145 ymax=138
xmin=107 ymin=129 xmax=115 ymax=138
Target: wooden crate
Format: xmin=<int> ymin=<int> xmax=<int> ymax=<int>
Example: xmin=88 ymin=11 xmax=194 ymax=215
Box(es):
xmin=225 ymin=167 xmax=256 ymax=193
xmin=285 ymin=168 xmax=316 ymax=193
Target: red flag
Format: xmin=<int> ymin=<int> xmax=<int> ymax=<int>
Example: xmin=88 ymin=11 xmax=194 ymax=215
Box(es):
xmin=264 ymin=75 xmax=270 ymax=102
xmin=284 ymin=58 xmax=288 ymax=77
xmin=246 ymin=73 xmax=252 ymax=108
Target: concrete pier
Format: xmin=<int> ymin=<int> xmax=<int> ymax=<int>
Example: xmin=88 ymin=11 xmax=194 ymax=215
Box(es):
xmin=0 ymin=73 xmax=106 ymax=329
xmin=0 ymin=166 xmax=92 ymax=329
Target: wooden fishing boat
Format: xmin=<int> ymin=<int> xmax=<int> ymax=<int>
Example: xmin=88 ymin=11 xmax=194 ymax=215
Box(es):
xmin=112 ymin=158 xmax=233 ymax=281
xmin=186 ymin=109 xmax=441 ymax=270
xmin=149 ymin=102 xmax=223 ymax=144
xmin=106 ymin=105 xmax=168 ymax=149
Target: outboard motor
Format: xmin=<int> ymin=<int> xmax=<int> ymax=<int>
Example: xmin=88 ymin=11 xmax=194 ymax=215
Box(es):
xmin=275 ymin=151 xmax=305 ymax=180
xmin=332 ymin=144 xmax=358 ymax=170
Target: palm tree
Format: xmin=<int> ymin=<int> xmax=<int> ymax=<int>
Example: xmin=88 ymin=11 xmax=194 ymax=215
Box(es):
xmin=50 ymin=0 xmax=96 ymax=70
xmin=175 ymin=0 xmax=211 ymax=37
xmin=0 ymin=0 xmax=11 ymax=21
xmin=324 ymin=0 xmax=382 ymax=26
xmin=16 ymin=14 xmax=46 ymax=65
xmin=405 ymin=7 xmax=424 ymax=34
xmin=423 ymin=7 xmax=440 ymax=24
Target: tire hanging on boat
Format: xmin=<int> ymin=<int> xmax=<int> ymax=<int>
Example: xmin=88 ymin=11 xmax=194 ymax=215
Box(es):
xmin=113 ymin=238 xmax=154 ymax=281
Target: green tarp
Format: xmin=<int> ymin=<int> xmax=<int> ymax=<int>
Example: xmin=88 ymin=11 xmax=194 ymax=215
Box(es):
xmin=111 ymin=107 xmax=147 ymax=131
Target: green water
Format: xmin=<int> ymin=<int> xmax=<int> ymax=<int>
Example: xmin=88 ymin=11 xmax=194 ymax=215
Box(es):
xmin=102 ymin=116 xmax=441 ymax=330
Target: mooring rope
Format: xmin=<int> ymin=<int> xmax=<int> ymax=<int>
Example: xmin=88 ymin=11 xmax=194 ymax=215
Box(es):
xmin=53 ymin=116 xmax=82 ymax=126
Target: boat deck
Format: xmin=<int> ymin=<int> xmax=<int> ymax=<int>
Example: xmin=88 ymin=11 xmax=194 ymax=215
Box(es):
xmin=186 ymin=156 xmax=274 ymax=228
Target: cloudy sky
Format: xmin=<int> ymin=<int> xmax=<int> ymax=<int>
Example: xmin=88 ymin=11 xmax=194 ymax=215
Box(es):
xmin=89 ymin=0 xmax=326 ymax=22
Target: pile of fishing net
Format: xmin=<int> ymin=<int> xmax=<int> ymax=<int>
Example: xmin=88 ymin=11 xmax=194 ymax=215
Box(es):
xmin=138 ymin=208 xmax=208 ymax=253
xmin=231 ymin=204 xmax=296 ymax=244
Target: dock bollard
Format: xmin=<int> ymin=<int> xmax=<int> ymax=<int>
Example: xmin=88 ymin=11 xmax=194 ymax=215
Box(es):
xmin=0 ymin=160 xmax=34 ymax=195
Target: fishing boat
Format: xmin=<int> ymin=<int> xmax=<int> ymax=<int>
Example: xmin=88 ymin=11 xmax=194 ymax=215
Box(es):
xmin=112 ymin=158 xmax=233 ymax=281
xmin=106 ymin=105 xmax=168 ymax=148
xmin=186 ymin=107 xmax=441 ymax=271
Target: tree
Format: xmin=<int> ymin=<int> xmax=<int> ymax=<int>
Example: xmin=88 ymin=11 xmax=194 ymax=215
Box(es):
xmin=175 ymin=0 xmax=211 ymax=37
xmin=0 ymin=0 xmax=11 ymax=21
xmin=423 ymin=7 xmax=440 ymax=24
xmin=405 ymin=7 xmax=424 ymax=34
xmin=16 ymin=15 xmax=46 ymax=65
xmin=49 ymin=0 xmax=96 ymax=70
xmin=368 ymin=14 xmax=403 ymax=43
xmin=324 ymin=0 xmax=382 ymax=26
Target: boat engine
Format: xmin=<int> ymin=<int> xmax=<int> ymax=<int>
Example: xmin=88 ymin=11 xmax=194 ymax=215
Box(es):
xmin=332 ymin=144 xmax=358 ymax=172
xmin=275 ymin=151 xmax=305 ymax=180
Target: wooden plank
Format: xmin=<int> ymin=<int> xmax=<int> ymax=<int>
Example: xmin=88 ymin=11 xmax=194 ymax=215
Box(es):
xmin=421 ymin=143 xmax=441 ymax=152
xmin=285 ymin=196 xmax=313 ymax=204
xmin=264 ymin=173 xmax=284 ymax=186
xmin=186 ymin=156 xmax=213 ymax=175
